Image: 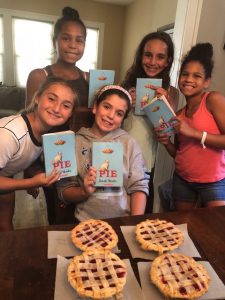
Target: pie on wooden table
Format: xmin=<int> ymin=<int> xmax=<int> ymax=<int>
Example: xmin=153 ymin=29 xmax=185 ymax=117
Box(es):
xmin=150 ymin=253 xmax=210 ymax=299
xmin=135 ymin=219 xmax=184 ymax=254
xmin=71 ymin=219 xmax=118 ymax=251
xmin=68 ymin=249 xmax=127 ymax=299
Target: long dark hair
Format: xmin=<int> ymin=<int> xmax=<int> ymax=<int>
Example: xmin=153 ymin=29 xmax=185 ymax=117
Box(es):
xmin=121 ymin=31 xmax=174 ymax=90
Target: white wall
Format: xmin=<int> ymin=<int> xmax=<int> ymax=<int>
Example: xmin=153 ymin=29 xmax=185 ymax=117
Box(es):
xmin=197 ymin=0 xmax=225 ymax=95
xmin=120 ymin=0 xmax=178 ymax=81
xmin=153 ymin=0 xmax=204 ymax=212
xmin=153 ymin=0 xmax=225 ymax=212
xmin=0 ymin=0 xmax=126 ymax=81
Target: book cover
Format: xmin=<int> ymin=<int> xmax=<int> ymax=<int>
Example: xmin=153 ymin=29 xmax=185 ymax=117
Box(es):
xmin=135 ymin=78 xmax=162 ymax=115
xmin=143 ymin=95 xmax=177 ymax=136
xmin=42 ymin=130 xmax=77 ymax=179
xmin=88 ymin=69 xmax=115 ymax=108
xmin=92 ymin=142 xmax=123 ymax=187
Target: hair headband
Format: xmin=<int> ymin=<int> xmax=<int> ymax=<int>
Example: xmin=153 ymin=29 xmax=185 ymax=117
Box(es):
xmin=98 ymin=85 xmax=132 ymax=104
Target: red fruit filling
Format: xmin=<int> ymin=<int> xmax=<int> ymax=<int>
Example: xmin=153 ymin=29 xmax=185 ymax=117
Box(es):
xmin=179 ymin=287 xmax=187 ymax=295
xmin=193 ymin=283 xmax=200 ymax=291
xmin=117 ymin=271 xmax=126 ymax=278
xmin=161 ymin=278 xmax=167 ymax=284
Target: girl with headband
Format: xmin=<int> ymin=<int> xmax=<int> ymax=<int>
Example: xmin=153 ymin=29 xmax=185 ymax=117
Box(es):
xmin=56 ymin=85 xmax=149 ymax=221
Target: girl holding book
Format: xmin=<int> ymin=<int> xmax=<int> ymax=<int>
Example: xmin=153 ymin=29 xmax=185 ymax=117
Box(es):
xmin=57 ymin=85 xmax=149 ymax=221
xmin=121 ymin=31 xmax=179 ymax=211
xmin=26 ymin=6 xmax=88 ymax=109
xmin=0 ymin=77 xmax=77 ymax=230
xmin=25 ymin=7 xmax=91 ymax=223
xmin=156 ymin=43 xmax=225 ymax=210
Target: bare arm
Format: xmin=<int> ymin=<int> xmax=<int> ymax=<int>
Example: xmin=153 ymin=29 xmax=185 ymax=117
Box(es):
xmin=154 ymin=126 xmax=177 ymax=158
xmin=61 ymin=185 xmax=90 ymax=203
xmin=130 ymin=191 xmax=147 ymax=215
xmin=25 ymin=68 xmax=46 ymax=107
xmin=173 ymin=92 xmax=225 ymax=149
xmin=164 ymin=139 xmax=177 ymax=158
xmin=0 ymin=170 xmax=60 ymax=192
xmin=61 ymin=167 xmax=96 ymax=203
xmin=201 ymin=91 xmax=225 ymax=149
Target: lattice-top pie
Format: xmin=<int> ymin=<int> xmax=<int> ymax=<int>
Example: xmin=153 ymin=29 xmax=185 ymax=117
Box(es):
xmin=136 ymin=219 xmax=184 ymax=254
xmin=68 ymin=250 xmax=127 ymax=299
xmin=71 ymin=219 xmax=118 ymax=251
xmin=150 ymin=253 xmax=210 ymax=299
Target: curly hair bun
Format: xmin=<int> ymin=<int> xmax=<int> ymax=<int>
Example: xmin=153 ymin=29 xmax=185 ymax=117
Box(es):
xmin=62 ymin=7 xmax=80 ymax=20
xmin=189 ymin=43 xmax=213 ymax=60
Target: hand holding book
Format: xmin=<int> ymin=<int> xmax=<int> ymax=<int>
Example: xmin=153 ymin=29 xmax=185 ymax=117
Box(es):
xmin=128 ymin=87 xmax=136 ymax=109
xmin=88 ymin=70 xmax=115 ymax=108
xmin=135 ymin=78 xmax=162 ymax=115
xmin=42 ymin=130 xmax=77 ymax=179
xmin=149 ymin=85 xmax=169 ymax=99
xmin=154 ymin=117 xmax=177 ymax=145
xmin=92 ymin=142 xmax=123 ymax=187
xmin=143 ymin=95 xmax=177 ymax=137
xmin=83 ymin=166 xmax=97 ymax=195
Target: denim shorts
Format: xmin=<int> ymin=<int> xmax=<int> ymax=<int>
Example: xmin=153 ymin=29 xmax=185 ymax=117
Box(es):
xmin=172 ymin=172 xmax=225 ymax=204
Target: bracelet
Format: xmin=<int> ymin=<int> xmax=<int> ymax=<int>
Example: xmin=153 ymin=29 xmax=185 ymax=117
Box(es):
xmin=201 ymin=131 xmax=207 ymax=149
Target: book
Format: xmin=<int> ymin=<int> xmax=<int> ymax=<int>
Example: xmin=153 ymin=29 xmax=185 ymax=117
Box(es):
xmin=143 ymin=95 xmax=177 ymax=136
xmin=92 ymin=142 xmax=123 ymax=187
xmin=42 ymin=130 xmax=77 ymax=179
xmin=135 ymin=78 xmax=162 ymax=115
xmin=88 ymin=69 xmax=115 ymax=108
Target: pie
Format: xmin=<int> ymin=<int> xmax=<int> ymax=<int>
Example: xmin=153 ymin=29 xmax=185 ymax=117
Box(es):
xmin=150 ymin=253 xmax=210 ymax=299
xmin=68 ymin=249 xmax=127 ymax=299
xmin=135 ymin=219 xmax=184 ymax=254
xmin=71 ymin=219 xmax=118 ymax=251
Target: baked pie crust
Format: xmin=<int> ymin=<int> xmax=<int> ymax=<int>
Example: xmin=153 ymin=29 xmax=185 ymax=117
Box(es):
xmin=71 ymin=219 xmax=118 ymax=251
xmin=136 ymin=219 xmax=184 ymax=254
xmin=150 ymin=253 xmax=210 ymax=299
xmin=68 ymin=249 xmax=127 ymax=299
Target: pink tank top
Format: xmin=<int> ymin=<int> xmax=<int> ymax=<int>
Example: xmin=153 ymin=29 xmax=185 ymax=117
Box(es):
xmin=175 ymin=92 xmax=225 ymax=183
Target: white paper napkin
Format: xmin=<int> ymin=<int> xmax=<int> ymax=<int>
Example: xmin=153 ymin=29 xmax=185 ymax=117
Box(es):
xmin=54 ymin=255 xmax=144 ymax=300
xmin=48 ymin=231 xmax=120 ymax=259
xmin=138 ymin=261 xmax=225 ymax=300
xmin=120 ymin=224 xmax=201 ymax=260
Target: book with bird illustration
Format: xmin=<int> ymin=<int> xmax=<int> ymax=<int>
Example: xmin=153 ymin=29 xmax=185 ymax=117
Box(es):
xmin=88 ymin=69 xmax=115 ymax=108
xmin=42 ymin=130 xmax=77 ymax=179
xmin=135 ymin=78 xmax=162 ymax=115
xmin=143 ymin=95 xmax=177 ymax=136
xmin=92 ymin=142 xmax=123 ymax=187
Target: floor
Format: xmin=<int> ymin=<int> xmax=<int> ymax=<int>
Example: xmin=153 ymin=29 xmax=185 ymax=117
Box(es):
xmin=13 ymin=172 xmax=49 ymax=229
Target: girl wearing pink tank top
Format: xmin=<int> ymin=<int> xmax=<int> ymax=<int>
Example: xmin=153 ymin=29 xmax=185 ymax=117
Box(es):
xmin=156 ymin=43 xmax=225 ymax=211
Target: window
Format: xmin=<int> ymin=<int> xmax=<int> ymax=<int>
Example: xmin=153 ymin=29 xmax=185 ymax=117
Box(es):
xmin=77 ymin=27 xmax=99 ymax=71
xmin=0 ymin=9 xmax=104 ymax=87
xmin=13 ymin=18 xmax=54 ymax=87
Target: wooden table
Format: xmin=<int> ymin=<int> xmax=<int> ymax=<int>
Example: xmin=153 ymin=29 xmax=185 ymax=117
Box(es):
xmin=1 ymin=206 xmax=225 ymax=299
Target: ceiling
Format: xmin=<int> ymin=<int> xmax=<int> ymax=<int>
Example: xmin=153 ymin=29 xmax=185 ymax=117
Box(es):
xmin=93 ymin=0 xmax=135 ymax=6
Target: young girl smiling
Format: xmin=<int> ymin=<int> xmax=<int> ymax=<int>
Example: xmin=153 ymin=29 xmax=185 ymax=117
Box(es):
xmin=57 ymin=85 xmax=149 ymax=221
xmin=156 ymin=43 xmax=225 ymax=210
xmin=0 ymin=77 xmax=77 ymax=230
